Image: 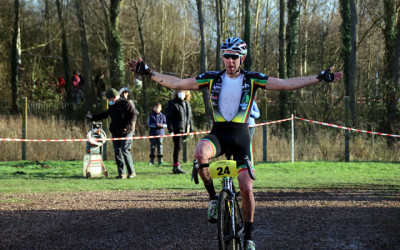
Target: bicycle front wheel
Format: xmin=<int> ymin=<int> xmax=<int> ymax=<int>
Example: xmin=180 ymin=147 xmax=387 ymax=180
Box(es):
xmin=218 ymin=191 xmax=239 ymax=250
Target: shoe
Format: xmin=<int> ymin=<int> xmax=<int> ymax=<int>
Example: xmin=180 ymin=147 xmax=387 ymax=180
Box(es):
xmin=115 ymin=174 xmax=127 ymax=179
xmin=149 ymin=158 xmax=155 ymax=165
xmin=207 ymin=199 xmax=218 ymax=223
xmin=158 ymin=158 xmax=163 ymax=165
xmin=128 ymin=173 xmax=136 ymax=179
xmin=244 ymin=240 xmax=255 ymax=250
xmin=173 ymin=164 xmax=187 ymax=174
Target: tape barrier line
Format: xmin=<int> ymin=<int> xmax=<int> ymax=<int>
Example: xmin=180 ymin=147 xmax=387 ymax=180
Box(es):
xmin=295 ymin=117 xmax=400 ymax=138
xmin=2 ymin=116 xmax=398 ymax=141
xmin=249 ymin=117 xmax=293 ymax=127
xmin=0 ymin=130 xmax=211 ymax=142
xmin=0 ymin=117 xmax=294 ymax=142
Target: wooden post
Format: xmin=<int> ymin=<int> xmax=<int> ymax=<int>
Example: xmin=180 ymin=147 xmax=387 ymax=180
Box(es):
xmin=261 ymin=98 xmax=268 ymax=162
xmin=101 ymin=99 xmax=108 ymax=160
xmin=22 ymin=97 xmax=27 ymax=160
xmin=344 ymin=96 xmax=350 ymax=162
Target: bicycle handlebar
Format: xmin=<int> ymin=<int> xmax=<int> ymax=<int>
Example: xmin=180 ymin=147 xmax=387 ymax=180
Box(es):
xmin=192 ymin=159 xmax=199 ymax=185
xmin=243 ymin=155 xmax=256 ymax=180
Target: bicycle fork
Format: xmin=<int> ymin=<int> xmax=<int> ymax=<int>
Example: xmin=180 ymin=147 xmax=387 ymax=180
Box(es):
xmin=222 ymin=178 xmax=237 ymax=242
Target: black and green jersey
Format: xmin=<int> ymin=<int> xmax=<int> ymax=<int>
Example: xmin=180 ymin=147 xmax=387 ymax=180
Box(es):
xmin=196 ymin=69 xmax=269 ymax=123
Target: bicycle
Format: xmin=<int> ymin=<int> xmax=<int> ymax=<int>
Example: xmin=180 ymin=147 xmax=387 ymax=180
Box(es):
xmin=192 ymin=156 xmax=255 ymax=250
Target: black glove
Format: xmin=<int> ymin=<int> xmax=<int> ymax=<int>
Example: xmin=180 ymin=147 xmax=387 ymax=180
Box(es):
xmin=136 ymin=60 xmax=153 ymax=78
xmin=317 ymin=67 xmax=335 ymax=82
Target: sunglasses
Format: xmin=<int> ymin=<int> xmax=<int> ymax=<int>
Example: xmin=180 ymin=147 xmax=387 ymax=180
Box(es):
xmin=223 ymin=54 xmax=241 ymax=60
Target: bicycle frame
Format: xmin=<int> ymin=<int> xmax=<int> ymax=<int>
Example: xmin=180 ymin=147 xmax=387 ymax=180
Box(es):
xmin=192 ymin=159 xmax=247 ymax=249
xmin=220 ymin=176 xmax=244 ymax=246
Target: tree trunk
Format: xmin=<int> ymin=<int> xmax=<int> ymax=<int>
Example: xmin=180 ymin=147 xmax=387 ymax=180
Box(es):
xmin=300 ymin=0 xmax=308 ymax=76
xmin=56 ymin=0 xmax=73 ymax=113
xmin=215 ymin=0 xmax=221 ymax=71
xmin=160 ymin=0 xmax=165 ymax=73
xmin=382 ymin=0 xmax=399 ymax=143
xmin=243 ymin=0 xmax=252 ymax=71
xmin=108 ymin=0 xmax=125 ymax=90
xmin=196 ymin=0 xmax=212 ymax=128
xmin=279 ymin=0 xmax=289 ymax=120
xmin=133 ymin=0 xmax=149 ymax=112
xmin=74 ymin=0 xmax=95 ymax=111
xmin=11 ymin=0 xmax=21 ymax=114
xmin=339 ymin=0 xmax=357 ymax=126
xmin=180 ymin=0 xmax=186 ymax=78
xmin=286 ymin=0 xmax=299 ymax=78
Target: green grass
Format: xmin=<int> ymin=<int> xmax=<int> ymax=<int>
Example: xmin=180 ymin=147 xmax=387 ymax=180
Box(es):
xmin=0 ymin=161 xmax=399 ymax=193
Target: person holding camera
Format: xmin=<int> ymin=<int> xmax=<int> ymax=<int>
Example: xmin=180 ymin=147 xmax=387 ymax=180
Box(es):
xmin=86 ymin=88 xmax=137 ymax=179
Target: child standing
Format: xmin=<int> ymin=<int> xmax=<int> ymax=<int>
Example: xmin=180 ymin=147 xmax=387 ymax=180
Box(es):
xmin=147 ymin=103 xmax=167 ymax=165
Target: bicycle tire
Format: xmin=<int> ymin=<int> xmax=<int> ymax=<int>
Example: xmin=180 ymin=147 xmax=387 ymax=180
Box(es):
xmin=218 ymin=191 xmax=239 ymax=250
xmin=233 ymin=188 xmax=244 ymax=248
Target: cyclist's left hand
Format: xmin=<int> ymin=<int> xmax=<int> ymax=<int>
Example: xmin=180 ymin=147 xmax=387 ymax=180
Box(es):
xmin=128 ymin=58 xmax=152 ymax=78
xmin=317 ymin=66 xmax=343 ymax=82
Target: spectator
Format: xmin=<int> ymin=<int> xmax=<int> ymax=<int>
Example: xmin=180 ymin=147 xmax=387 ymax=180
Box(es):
xmin=86 ymin=88 xmax=137 ymax=179
xmin=147 ymin=102 xmax=167 ymax=165
xmin=166 ymin=90 xmax=194 ymax=174
xmin=72 ymin=71 xmax=85 ymax=105
xmin=119 ymin=86 xmax=139 ymax=134
xmin=58 ymin=75 xmax=66 ymax=95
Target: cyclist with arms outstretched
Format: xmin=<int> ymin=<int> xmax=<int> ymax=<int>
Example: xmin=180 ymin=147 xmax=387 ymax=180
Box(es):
xmin=128 ymin=37 xmax=343 ymax=250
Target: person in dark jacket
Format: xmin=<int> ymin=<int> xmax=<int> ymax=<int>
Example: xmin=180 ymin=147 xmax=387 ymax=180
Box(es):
xmin=166 ymin=90 xmax=194 ymax=174
xmin=119 ymin=86 xmax=139 ymax=134
xmin=86 ymin=88 xmax=137 ymax=179
xmin=147 ymin=102 xmax=167 ymax=165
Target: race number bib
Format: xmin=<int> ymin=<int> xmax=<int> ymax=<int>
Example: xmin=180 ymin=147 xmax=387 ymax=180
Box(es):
xmin=209 ymin=160 xmax=238 ymax=179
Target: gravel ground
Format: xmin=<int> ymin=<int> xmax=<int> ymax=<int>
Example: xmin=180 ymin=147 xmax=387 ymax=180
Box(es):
xmin=1 ymin=189 xmax=399 ymax=250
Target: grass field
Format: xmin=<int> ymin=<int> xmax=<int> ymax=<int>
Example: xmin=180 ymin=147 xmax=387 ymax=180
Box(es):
xmin=0 ymin=160 xmax=399 ymax=194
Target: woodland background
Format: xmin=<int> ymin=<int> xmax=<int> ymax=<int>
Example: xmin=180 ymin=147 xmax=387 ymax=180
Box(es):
xmin=0 ymin=0 xmax=399 ymax=161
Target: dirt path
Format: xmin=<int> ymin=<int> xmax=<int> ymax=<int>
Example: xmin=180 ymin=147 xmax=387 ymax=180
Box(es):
xmin=1 ymin=189 xmax=399 ymax=249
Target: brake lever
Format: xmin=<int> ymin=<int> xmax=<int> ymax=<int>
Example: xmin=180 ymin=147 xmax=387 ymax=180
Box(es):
xmin=244 ymin=155 xmax=256 ymax=180
xmin=192 ymin=159 xmax=199 ymax=184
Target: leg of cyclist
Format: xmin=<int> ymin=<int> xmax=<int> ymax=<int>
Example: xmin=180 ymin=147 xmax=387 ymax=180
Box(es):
xmin=237 ymin=170 xmax=255 ymax=243
xmin=194 ymin=139 xmax=220 ymax=223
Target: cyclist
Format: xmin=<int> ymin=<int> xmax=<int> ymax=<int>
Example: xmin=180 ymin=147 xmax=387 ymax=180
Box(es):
xmin=128 ymin=37 xmax=343 ymax=249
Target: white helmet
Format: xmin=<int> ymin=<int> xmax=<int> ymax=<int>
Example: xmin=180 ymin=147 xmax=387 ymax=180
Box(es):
xmin=221 ymin=37 xmax=247 ymax=56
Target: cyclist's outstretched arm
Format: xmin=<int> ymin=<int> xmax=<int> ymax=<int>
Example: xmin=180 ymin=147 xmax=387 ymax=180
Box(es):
xmin=128 ymin=58 xmax=199 ymax=90
xmin=266 ymin=67 xmax=343 ymax=91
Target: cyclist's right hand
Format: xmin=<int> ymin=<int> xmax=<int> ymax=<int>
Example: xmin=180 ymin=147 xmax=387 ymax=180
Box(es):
xmin=128 ymin=58 xmax=153 ymax=78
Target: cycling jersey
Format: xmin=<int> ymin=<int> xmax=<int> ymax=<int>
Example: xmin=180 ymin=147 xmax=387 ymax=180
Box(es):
xmin=196 ymin=69 xmax=269 ymax=123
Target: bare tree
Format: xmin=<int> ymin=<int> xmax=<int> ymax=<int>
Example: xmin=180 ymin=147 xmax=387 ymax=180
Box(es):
xmin=11 ymin=0 xmax=21 ymax=113
xmin=100 ymin=0 xmax=125 ymax=90
xmin=279 ymin=0 xmax=289 ymax=120
xmin=74 ymin=0 xmax=95 ymax=111
xmin=381 ymin=0 xmax=399 ymax=142
xmin=196 ymin=0 xmax=212 ymax=127
xmin=243 ymin=0 xmax=252 ymax=71
xmin=339 ymin=0 xmax=358 ymax=125
xmin=56 ymin=0 xmax=73 ymax=110
xmin=132 ymin=0 xmax=150 ymax=111
xmin=215 ymin=0 xmax=222 ymax=71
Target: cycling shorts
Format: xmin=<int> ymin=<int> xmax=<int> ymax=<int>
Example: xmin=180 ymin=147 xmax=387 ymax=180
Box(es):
xmin=200 ymin=122 xmax=252 ymax=173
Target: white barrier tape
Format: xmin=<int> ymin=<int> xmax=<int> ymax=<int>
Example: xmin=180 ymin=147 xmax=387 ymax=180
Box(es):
xmin=0 ymin=117 xmax=295 ymax=142
xmin=249 ymin=117 xmax=293 ymax=127
xmin=295 ymin=117 xmax=400 ymax=138
xmin=2 ymin=116 xmax=397 ymax=141
xmin=0 ymin=130 xmax=211 ymax=142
